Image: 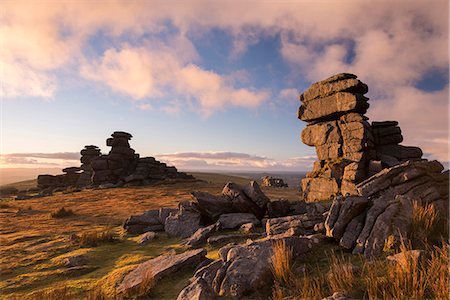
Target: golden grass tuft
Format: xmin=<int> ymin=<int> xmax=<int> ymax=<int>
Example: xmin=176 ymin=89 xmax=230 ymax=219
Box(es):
xmin=50 ymin=207 xmax=74 ymax=218
xmin=327 ymin=251 xmax=357 ymax=294
xmin=79 ymin=229 xmax=117 ymax=247
xmin=271 ymin=240 xmax=293 ymax=284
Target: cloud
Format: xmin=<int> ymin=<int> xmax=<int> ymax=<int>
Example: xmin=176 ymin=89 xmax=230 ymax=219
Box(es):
xmin=81 ymin=44 xmax=269 ymax=116
xmin=2 ymin=0 xmax=448 ymax=160
xmin=3 ymin=152 xmax=81 ymax=160
xmin=0 ymin=152 xmax=80 ymax=168
xmin=157 ymin=151 xmax=316 ymax=171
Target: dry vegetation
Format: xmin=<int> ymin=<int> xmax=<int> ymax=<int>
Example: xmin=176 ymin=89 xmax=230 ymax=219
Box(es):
xmin=0 ymin=172 xmax=302 ymax=299
xmin=271 ymin=201 xmax=449 ymax=300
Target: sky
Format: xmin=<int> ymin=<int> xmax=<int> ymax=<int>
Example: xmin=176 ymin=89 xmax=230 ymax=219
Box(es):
xmin=0 ymin=0 xmax=449 ymax=172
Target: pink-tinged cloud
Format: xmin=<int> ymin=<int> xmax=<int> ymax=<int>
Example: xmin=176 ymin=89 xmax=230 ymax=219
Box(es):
xmin=157 ymin=151 xmax=316 ymax=171
xmin=0 ymin=152 xmax=80 ymax=168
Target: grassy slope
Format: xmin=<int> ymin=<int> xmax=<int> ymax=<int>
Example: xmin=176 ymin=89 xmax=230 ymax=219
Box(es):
xmin=0 ymin=173 xmax=302 ymax=299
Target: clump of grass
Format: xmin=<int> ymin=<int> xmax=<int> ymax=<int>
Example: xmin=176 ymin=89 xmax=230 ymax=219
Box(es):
xmin=327 ymin=251 xmax=357 ymax=294
xmin=426 ymin=242 xmax=449 ymax=299
xmin=50 ymin=207 xmax=74 ymax=218
xmin=271 ymin=240 xmax=325 ymax=299
xmin=26 ymin=286 xmax=72 ymax=299
xmin=79 ymin=229 xmax=116 ymax=247
xmin=271 ymin=240 xmax=293 ymax=284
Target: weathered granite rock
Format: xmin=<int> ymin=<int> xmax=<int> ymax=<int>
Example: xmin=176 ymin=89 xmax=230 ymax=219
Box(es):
xmin=165 ymin=201 xmax=202 ymax=238
xmin=222 ymin=182 xmax=265 ymax=219
xmin=328 ymin=196 xmax=368 ymax=240
xmin=301 ymin=74 xmax=368 ymax=103
xmin=191 ymin=191 xmax=233 ymax=221
xmin=177 ymin=277 xmax=215 ymax=300
xmin=207 ymin=233 xmax=262 ymax=246
xmin=123 ymin=210 xmax=164 ymax=235
xmin=218 ymin=213 xmax=260 ymax=229
xmin=267 ymin=199 xmax=291 ymax=217
xmin=322 ymin=291 xmax=357 ymax=300
xmin=339 ymin=212 xmax=365 ymax=249
xmin=266 ymin=213 xmax=324 ymax=236
xmin=302 ymin=177 xmax=339 ymax=202
xmin=118 ymin=248 xmax=206 ymax=293
xmin=190 ymin=237 xmax=315 ymax=298
xmin=298 ymin=92 xmax=369 ymax=122
xmin=186 ymin=223 xmax=219 ymax=247
xmin=242 ymin=181 xmax=270 ymax=210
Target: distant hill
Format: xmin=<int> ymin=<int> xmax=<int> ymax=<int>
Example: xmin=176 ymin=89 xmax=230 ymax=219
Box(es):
xmin=0 ymin=168 xmax=61 ymax=186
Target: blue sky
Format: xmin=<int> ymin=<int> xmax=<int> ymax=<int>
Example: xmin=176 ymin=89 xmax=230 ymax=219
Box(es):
xmin=1 ymin=0 xmax=448 ymax=171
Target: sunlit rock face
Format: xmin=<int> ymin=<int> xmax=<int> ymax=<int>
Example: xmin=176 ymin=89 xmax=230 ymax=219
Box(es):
xmin=298 ymin=73 xmax=422 ymax=201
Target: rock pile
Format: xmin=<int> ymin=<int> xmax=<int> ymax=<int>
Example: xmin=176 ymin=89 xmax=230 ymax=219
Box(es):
xmin=90 ymin=131 xmax=193 ymax=186
xmin=91 ymin=132 xmax=137 ymax=184
xmin=298 ymin=73 xmax=424 ymax=201
xmin=325 ymin=160 xmax=448 ymax=257
xmin=37 ymin=167 xmax=82 ymax=190
xmin=261 ymin=176 xmax=288 ymax=187
xmin=36 ymin=131 xmax=194 ymax=192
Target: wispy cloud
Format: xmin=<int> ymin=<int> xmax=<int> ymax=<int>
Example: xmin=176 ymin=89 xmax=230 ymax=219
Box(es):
xmin=0 ymin=152 xmax=80 ymax=168
xmin=158 ymin=151 xmax=316 ymax=171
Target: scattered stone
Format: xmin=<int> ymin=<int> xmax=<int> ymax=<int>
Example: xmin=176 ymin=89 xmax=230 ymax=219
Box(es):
xmin=65 ymin=255 xmax=88 ymax=267
xmin=386 ymin=250 xmax=425 ymax=270
xmin=240 ymin=222 xmax=256 ymax=233
xmin=222 ymin=182 xmax=265 ymax=219
xmin=217 ymin=213 xmax=260 ymax=229
xmin=322 ymin=291 xmax=356 ymax=300
xmin=138 ymin=231 xmax=156 ymax=244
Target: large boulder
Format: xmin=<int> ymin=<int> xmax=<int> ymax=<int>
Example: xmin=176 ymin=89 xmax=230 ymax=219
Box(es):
xmin=190 ymin=192 xmax=233 ymax=221
xmin=185 ymin=223 xmax=219 ymax=247
xmin=119 ymin=248 xmax=207 ymax=294
xmin=222 ymin=182 xmax=265 ymax=219
xmin=217 ymin=213 xmax=260 ymax=229
xmin=165 ymin=201 xmax=202 ymax=238
xmin=178 ymin=237 xmax=314 ymax=298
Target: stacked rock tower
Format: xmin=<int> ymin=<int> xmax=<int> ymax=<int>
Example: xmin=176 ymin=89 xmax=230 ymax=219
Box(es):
xmin=298 ymin=73 xmax=424 ymax=201
xmin=90 ymin=131 xmax=194 ymax=186
xmin=299 ymin=73 xmax=375 ymax=201
xmin=91 ymin=132 xmax=137 ymax=184
xmin=76 ymin=145 xmax=101 ymax=186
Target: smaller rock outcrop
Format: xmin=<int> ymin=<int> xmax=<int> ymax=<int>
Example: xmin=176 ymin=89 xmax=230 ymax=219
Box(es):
xmin=261 ymin=176 xmax=288 ymax=188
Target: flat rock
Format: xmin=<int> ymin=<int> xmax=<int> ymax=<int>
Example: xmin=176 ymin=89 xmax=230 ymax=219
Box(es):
xmin=118 ymin=248 xmax=206 ymax=293
xmin=218 ymin=213 xmax=260 ymax=229
xmin=266 ymin=214 xmax=324 ymax=236
xmin=386 ymin=250 xmax=424 ymax=270
xmin=207 ymin=233 xmax=262 ymax=246
xmin=298 ymin=92 xmax=369 ymax=122
xmin=301 ymin=77 xmax=368 ymax=103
